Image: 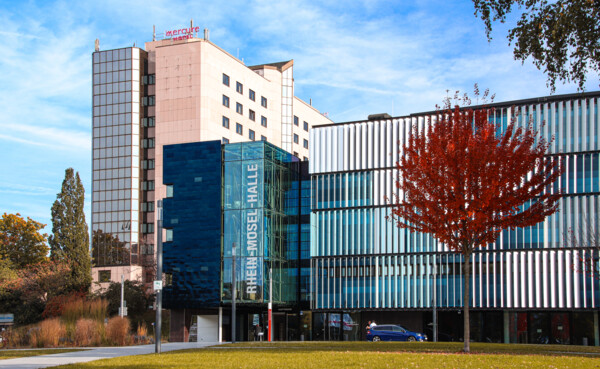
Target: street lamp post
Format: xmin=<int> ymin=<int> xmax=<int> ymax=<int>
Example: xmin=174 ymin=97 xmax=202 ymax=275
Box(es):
xmin=232 ymin=243 xmax=236 ymax=343
xmin=155 ymin=200 xmax=163 ymax=354
xmin=433 ymin=253 xmax=437 ymax=342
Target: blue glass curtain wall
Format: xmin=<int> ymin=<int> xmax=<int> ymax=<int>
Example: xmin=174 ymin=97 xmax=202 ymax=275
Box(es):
xmin=221 ymin=141 xmax=301 ymax=305
xmin=162 ymin=141 xmax=222 ymax=309
xmin=310 ymin=94 xmax=600 ymax=312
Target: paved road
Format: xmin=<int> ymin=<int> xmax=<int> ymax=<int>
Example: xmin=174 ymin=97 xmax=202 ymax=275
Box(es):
xmin=0 ymin=342 xmax=221 ymax=369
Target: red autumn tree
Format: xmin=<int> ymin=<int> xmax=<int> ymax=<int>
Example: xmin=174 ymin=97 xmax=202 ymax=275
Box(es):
xmin=389 ymin=90 xmax=562 ymax=352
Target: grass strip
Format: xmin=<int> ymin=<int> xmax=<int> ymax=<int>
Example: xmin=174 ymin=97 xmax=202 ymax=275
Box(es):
xmin=53 ymin=342 xmax=600 ymax=369
xmin=0 ymin=348 xmax=86 ymax=360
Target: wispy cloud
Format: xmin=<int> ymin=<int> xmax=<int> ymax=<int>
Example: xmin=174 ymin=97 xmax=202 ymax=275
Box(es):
xmin=0 ymin=0 xmax=597 ymax=228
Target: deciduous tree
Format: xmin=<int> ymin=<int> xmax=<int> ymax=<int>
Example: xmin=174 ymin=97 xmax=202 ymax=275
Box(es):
xmin=389 ymin=90 xmax=562 ymax=352
xmin=0 ymin=213 xmax=48 ymax=268
xmin=472 ymin=0 xmax=600 ymax=91
xmin=49 ymin=168 xmax=92 ymax=293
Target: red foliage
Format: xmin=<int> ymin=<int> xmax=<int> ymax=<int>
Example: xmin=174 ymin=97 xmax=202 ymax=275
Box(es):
xmin=42 ymin=291 xmax=87 ymax=319
xmin=390 ymin=105 xmax=562 ymax=255
xmin=389 ymin=90 xmax=563 ymax=352
xmin=1 ymin=259 xmax=72 ymax=304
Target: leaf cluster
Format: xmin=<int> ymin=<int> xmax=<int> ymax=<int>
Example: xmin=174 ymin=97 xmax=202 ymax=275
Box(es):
xmin=390 ymin=100 xmax=562 ymax=256
xmin=96 ymin=280 xmax=154 ymax=327
xmin=473 ymin=0 xmax=600 ymax=91
xmin=50 ymin=168 xmax=92 ymax=293
xmin=0 ymin=213 xmax=48 ymax=269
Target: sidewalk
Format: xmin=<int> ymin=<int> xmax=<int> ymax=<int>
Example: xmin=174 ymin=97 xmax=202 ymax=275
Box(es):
xmin=0 ymin=342 xmax=221 ymax=369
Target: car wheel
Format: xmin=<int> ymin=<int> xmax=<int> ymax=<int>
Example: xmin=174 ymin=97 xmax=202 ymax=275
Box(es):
xmin=407 ymin=336 xmax=416 ymax=342
xmin=372 ymin=336 xmax=381 ymax=342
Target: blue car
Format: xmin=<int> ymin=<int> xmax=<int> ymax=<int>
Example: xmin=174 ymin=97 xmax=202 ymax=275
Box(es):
xmin=367 ymin=324 xmax=428 ymax=342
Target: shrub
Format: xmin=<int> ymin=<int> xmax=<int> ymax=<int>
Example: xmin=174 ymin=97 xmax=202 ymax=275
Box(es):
xmin=136 ymin=322 xmax=149 ymax=344
xmin=106 ymin=316 xmax=130 ymax=346
xmin=4 ymin=326 xmax=29 ymax=348
xmin=75 ymin=318 xmax=101 ymax=346
xmin=42 ymin=291 xmax=86 ymax=319
xmin=88 ymin=298 xmax=108 ymax=322
xmin=35 ymin=318 xmax=66 ymax=347
xmin=62 ymin=298 xmax=85 ymax=326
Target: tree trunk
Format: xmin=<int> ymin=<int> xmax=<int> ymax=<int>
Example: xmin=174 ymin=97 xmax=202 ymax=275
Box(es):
xmin=463 ymin=251 xmax=471 ymax=353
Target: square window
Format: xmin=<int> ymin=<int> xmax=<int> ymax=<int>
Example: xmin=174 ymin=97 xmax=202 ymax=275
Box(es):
xmin=99 ymin=270 xmax=111 ymax=283
xmin=294 ymin=133 xmax=299 ymax=144
xmin=236 ymin=82 xmax=243 ymax=94
xmin=249 ymin=129 xmax=255 ymax=141
xmin=249 ymin=89 xmax=255 ymax=101
xmin=236 ymin=102 xmax=243 ymax=114
xmin=222 ymin=137 xmax=229 ymax=144
xmin=294 ymin=116 xmax=299 ymax=126
xmin=261 ymin=96 xmax=267 ymax=108
xmin=261 ymin=116 xmax=267 ymax=127
xmin=249 ymin=109 xmax=255 ymax=121
xmin=222 ymin=116 xmax=230 ymax=129
xmin=293 ymin=151 xmax=298 ymax=157
xmin=304 ymin=121 xmax=309 ymax=131
xmin=303 ymin=139 xmax=308 ymax=149
xmin=223 ymin=95 xmax=229 ymax=108
xmin=261 ymin=135 xmax=267 ymax=141
xmin=223 ymin=73 xmax=230 ymax=86
xmin=236 ymin=123 xmax=243 ymax=135
xmin=303 ymin=156 xmax=308 ymax=161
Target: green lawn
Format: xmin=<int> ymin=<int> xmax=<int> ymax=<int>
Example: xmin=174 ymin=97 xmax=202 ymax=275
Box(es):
xmin=55 ymin=342 xmax=600 ymax=369
xmin=0 ymin=348 xmax=85 ymax=360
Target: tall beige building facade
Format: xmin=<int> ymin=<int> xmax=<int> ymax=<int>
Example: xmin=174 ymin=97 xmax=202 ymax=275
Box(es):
xmin=91 ymin=29 xmax=332 ymax=288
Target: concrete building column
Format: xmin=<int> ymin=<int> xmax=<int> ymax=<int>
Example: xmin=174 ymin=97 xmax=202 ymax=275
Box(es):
xmin=218 ymin=307 xmax=223 ymax=343
xmin=594 ymin=311 xmax=599 ymax=347
xmin=503 ymin=310 xmax=510 ymax=344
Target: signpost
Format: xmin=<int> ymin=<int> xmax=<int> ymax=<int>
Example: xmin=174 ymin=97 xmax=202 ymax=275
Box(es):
xmin=0 ymin=314 xmax=14 ymax=325
xmin=155 ymin=199 xmax=163 ymax=354
xmin=268 ymin=268 xmax=272 ymax=342
xmin=232 ymin=243 xmax=236 ymax=343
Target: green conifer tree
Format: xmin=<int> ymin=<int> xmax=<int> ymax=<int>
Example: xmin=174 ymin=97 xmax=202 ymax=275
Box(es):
xmin=49 ymin=168 xmax=92 ymax=292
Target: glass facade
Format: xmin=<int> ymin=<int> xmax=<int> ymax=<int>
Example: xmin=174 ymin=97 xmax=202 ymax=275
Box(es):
xmin=91 ymin=47 xmax=144 ymax=266
xmin=162 ymin=140 xmax=307 ymax=310
xmin=162 ymin=141 xmax=222 ymax=309
xmin=309 ymin=93 xmax=600 ymax=344
xmin=221 ymin=141 xmax=301 ymax=305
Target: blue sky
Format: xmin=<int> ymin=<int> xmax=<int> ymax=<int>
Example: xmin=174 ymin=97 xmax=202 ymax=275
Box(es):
xmin=0 ymin=0 xmax=598 ymax=233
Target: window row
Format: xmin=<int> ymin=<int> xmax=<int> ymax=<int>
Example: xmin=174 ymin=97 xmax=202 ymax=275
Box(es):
xmin=93 ymin=59 xmax=134 ymax=74
xmin=93 ymin=81 xmax=133 ymax=95
xmin=222 ymin=115 xmax=267 ymax=129
xmin=93 ymin=147 xmax=133 ymax=160
xmin=94 ymin=125 xmax=134 ymax=139
xmin=92 ymin=190 xmax=134 ymax=202
xmin=93 ymin=48 xmax=133 ymax=63
xmin=222 ymin=135 xmax=267 ymax=144
xmin=142 ymin=74 xmax=155 ymax=85
xmin=222 ymin=73 xmax=268 ymax=107
xmin=92 ymin=168 xmax=135 ymax=182
xmin=93 ymin=135 xmax=136 ymax=149
xmin=93 ymin=92 xmax=133 ymax=106
xmin=92 ymin=199 xmax=136 ymax=213
xmin=293 ymin=116 xmax=310 ymax=132
xmin=93 ymin=104 xmax=133 ymax=116
xmin=141 ymin=223 xmax=154 ymax=234
xmin=141 ymin=117 xmax=155 ymax=127
xmin=142 ymin=96 xmax=155 ymax=106
xmin=93 ymin=178 xmax=133 ymax=191
xmin=93 ymin=157 xmax=136 ymax=170
xmin=94 ymin=113 xmax=133 ymax=128
xmin=93 ymin=71 xmax=135 ymax=85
